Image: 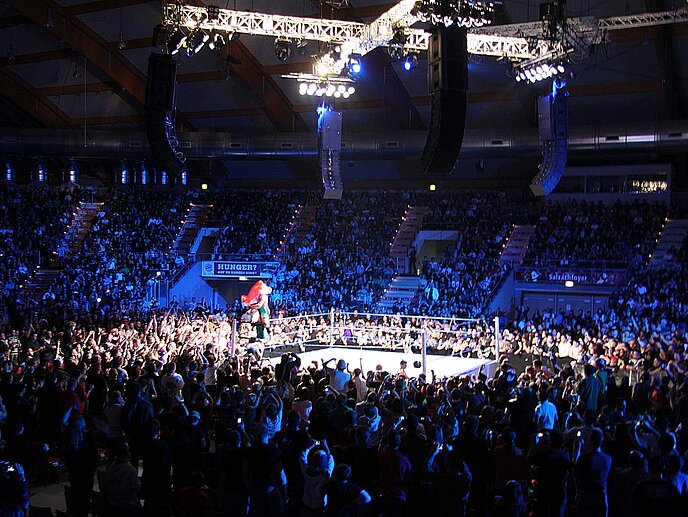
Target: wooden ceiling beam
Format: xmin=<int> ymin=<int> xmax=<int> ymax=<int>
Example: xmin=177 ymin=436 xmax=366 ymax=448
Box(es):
xmin=182 ymin=0 xmax=308 ymax=131
xmin=9 ymin=0 xmax=148 ymax=113
xmin=36 ymin=81 xmax=118 ymax=96
xmin=0 ymin=48 xmax=77 ymax=67
xmin=0 ymin=67 xmax=74 ymax=128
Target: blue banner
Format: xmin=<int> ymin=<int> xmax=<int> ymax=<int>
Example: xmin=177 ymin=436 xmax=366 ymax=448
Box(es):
xmin=202 ymin=261 xmax=279 ymax=278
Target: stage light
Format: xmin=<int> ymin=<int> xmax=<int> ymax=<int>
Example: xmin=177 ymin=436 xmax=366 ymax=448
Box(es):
xmin=514 ymin=51 xmax=571 ymax=84
xmin=186 ymin=29 xmax=209 ymax=55
xmin=299 ymin=82 xmax=308 ymax=95
xmin=565 ymin=280 xmax=574 ymax=288
xmin=208 ymin=32 xmax=225 ymax=51
xmin=348 ymin=55 xmax=362 ymax=74
xmin=118 ymin=32 xmax=127 ymax=51
xmin=403 ymin=53 xmax=418 ymax=71
xmin=201 ymin=183 xmax=208 ymax=190
xmin=274 ymin=38 xmax=292 ymax=61
xmin=167 ymin=27 xmax=187 ymax=55
xmin=429 ymin=184 xmax=436 ymax=191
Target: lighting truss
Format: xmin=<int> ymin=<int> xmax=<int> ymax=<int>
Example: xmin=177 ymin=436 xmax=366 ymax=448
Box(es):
xmin=164 ymin=2 xmax=688 ymax=85
xmin=288 ymin=74 xmax=357 ymax=98
xmin=514 ymin=45 xmax=572 ymax=83
xmin=410 ymin=0 xmax=495 ymax=28
xmin=163 ymin=3 xmax=544 ymax=63
xmin=598 ymin=7 xmax=688 ymax=30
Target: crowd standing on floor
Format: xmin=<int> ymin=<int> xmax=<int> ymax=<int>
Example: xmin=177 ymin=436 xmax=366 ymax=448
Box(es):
xmin=0 ymin=186 xmax=687 ymax=515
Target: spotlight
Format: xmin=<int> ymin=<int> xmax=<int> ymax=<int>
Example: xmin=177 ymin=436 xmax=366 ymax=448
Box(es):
xmin=403 ymin=53 xmax=418 ymax=71
xmin=208 ymin=32 xmax=225 ymax=51
xmin=206 ymin=5 xmax=220 ymax=21
xmin=299 ymin=82 xmax=308 ymax=95
xmin=348 ymin=55 xmax=362 ymax=74
xmin=274 ymin=38 xmax=292 ymax=61
xmin=118 ymin=32 xmax=127 ymax=51
xmin=186 ymin=29 xmax=209 ymax=56
xmin=167 ymin=27 xmax=187 ymax=55
xmin=72 ymin=66 xmax=81 ymax=79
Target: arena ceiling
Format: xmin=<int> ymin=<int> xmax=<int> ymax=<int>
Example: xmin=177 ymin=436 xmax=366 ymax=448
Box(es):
xmin=0 ymin=0 xmax=686 ymax=186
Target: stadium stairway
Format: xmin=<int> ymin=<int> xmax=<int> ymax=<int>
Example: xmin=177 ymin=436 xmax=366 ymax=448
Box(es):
xmin=172 ymin=204 xmax=212 ymax=256
xmin=63 ymin=202 xmax=105 ymax=257
xmin=499 ymin=225 xmax=536 ymax=265
xmin=389 ymin=206 xmax=428 ymax=274
xmin=378 ymin=276 xmax=422 ymax=310
xmin=25 ymin=201 xmax=105 ymax=297
xmin=649 ymin=218 xmax=688 ymax=266
xmin=278 ymin=205 xmax=317 ymax=258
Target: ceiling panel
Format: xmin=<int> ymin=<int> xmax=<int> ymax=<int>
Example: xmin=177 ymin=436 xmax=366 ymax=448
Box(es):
xmin=176 ymin=79 xmax=264 ymax=111
xmin=0 ymin=24 xmax=62 ymax=55
xmin=9 ymin=58 xmax=98 ymax=88
xmin=77 ymin=2 xmax=161 ymax=42
xmin=48 ymin=90 xmax=138 ymax=118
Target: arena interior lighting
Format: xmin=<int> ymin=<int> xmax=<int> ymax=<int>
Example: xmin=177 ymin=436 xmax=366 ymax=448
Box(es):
xmin=403 ymin=52 xmax=418 ymax=71
xmin=514 ymin=48 xmax=570 ymax=83
xmin=297 ymin=78 xmax=355 ymax=98
xmin=274 ymin=38 xmax=293 ymax=61
xmin=167 ymin=27 xmax=187 ymax=55
xmin=348 ymin=55 xmax=362 ymax=74
xmin=208 ymin=32 xmax=225 ymax=51
xmin=411 ymin=0 xmax=495 ymax=28
xmin=186 ymin=29 xmax=209 ymax=55
xmin=164 ymin=2 xmax=688 ymax=94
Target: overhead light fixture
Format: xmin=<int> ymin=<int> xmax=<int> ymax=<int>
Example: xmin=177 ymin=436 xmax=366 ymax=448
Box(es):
xmin=412 ymin=0 xmax=494 ymax=27
xmin=118 ymin=32 xmax=127 ymax=51
xmin=72 ymin=65 xmax=81 ymax=79
xmin=167 ymin=27 xmax=187 ymax=55
xmin=44 ymin=8 xmax=55 ymax=29
xmin=274 ymin=38 xmax=292 ymax=61
xmin=295 ymin=77 xmax=355 ymax=98
xmin=186 ymin=29 xmax=209 ymax=56
xmin=208 ymin=32 xmax=225 ymax=51
xmin=514 ymin=53 xmax=570 ymax=84
xmin=348 ymin=55 xmax=361 ymax=74
xmin=206 ymin=5 xmax=220 ymax=21
xmin=403 ymin=53 xmax=418 ymax=71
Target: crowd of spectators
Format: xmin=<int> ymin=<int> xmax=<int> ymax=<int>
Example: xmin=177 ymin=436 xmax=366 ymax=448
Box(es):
xmin=42 ymin=187 xmax=188 ymax=323
xmin=0 ymin=185 xmax=688 ymax=516
xmin=408 ymin=192 xmax=534 ymax=318
xmin=525 ymin=200 xmax=667 ymax=266
xmin=0 ymin=184 xmax=79 ymax=324
xmin=271 ymin=192 xmax=408 ymax=314
xmin=0 ymin=302 xmax=687 ymax=516
xmin=208 ymin=190 xmax=312 ymax=261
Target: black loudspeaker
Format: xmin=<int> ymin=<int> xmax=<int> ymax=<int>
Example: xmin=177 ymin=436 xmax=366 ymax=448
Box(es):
xmin=531 ymin=92 xmax=568 ymax=196
xmin=422 ymin=26 xmax=468 ymax=175
xmin=146 ymin=53 xmax=177 ymax=112
xmin=145 ymin=53 xmax=184 ymax=179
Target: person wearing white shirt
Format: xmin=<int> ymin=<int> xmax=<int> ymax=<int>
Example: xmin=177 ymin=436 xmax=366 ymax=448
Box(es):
xmin=322 ymin=358 xmax=351 ymax=394
xmin=535 ymin=390 xmax=558 ymax=431
xmin=352 ymin=368 xmax=368 ymax=403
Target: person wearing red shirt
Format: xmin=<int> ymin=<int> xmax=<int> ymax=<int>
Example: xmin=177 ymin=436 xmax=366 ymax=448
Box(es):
xmin=377 ymin=431 xmax=412 ymax=517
